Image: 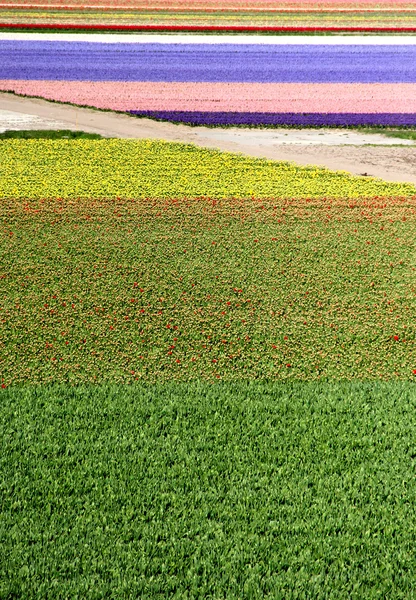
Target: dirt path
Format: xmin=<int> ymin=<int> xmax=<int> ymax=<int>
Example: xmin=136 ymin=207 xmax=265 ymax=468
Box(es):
xmin=2 ymin=92 xmax=416 ymax=186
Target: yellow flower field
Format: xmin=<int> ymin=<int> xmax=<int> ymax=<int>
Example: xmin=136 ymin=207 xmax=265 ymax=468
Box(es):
xmin=1 ymin=139 xmax=415 ymax=200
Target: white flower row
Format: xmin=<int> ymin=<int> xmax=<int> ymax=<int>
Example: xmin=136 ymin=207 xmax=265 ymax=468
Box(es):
xmin=1 ymin=32 xmax=416 ymax=44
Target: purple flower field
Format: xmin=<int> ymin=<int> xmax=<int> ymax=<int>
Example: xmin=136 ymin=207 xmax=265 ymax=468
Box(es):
xmin=129 ymin=111 xmax=416 ymax=127
xmin=2 ymin=42 xmax=416 ymax=83
xmin=1 ymin=37 xmax=416 ymax=127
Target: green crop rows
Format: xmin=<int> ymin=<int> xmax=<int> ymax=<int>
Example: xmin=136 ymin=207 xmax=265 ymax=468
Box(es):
xmin=2 ymin=381 xmax=416 ymax=598
xmin=2 ymin=193 xmax=416 ymax=385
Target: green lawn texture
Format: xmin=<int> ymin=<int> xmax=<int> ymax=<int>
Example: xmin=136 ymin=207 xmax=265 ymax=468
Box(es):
xmin=1 ymin=139 xmax=416 ymax=598
xmin=6 ymin=128 xmax=416 ymax=140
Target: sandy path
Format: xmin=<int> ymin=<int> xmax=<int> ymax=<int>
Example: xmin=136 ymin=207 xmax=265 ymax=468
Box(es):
xmin=1 ymin=91 xmax=416 ymax=186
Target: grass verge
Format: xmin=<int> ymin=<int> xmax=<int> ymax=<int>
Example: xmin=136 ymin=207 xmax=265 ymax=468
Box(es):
xmin=0 ymin=129 xmax=104 ymax=140
xmin=358 ymin=127 xmax=416 ymax=142
xmin=1 ymin=380 xmax=416 ymax=598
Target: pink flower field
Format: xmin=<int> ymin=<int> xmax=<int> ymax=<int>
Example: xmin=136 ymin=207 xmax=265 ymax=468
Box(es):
xmin=3 ymin=80 xmax=416 ymax=114
xmin=0 ymin=80 xmax=416 ymax=114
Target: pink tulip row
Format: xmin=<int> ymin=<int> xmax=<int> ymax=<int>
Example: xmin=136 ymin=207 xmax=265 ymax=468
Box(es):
xmin=2 ymin=80 xmax=416 ymax=114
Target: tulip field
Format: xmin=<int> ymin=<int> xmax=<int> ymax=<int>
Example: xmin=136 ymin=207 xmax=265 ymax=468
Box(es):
xmin=2 ymin=136 xmax=416 ymax=385
xmin=1 ymin=136 xmax=416 ymax=597
xmin=2 ymin=138 xmax=416 ymax=387
xmin=1 ymin=0 xmax=416 ymax=30
xmin=2 ymin=3 xmax=416 ymax=597
xmin=2 ymin=34 xmax=416 ymax=126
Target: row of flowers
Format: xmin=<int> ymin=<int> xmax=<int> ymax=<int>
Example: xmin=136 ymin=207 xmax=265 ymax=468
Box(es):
xmin=3 ymin=2 xmax=416 ymax=10
xmin=1 ymin=139 xmax=415 ymax=200
xmin=2 ymin=22 xmax=416 ymax=31
xmin=2 ymin=1 xmax=412 ymax=6
xmin=2 ymin=36 xmax=416 ymax=127
xmin=2 ymin=9 xmax=416 ymax=29
xmin=2 ymin=41 xmax=416 ymax=83
xmin=3 ymin=81 xmax=416 ymax=116
xmin=130 ymin=111 xmax=416 ymax=126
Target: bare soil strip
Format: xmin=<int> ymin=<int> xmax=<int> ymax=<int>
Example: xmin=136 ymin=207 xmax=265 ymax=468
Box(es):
xmin=1 ymin=92 xmax=416 ymax=185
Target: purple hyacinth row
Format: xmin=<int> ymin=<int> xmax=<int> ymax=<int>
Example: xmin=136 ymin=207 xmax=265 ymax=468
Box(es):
xmin=129 ymin=111 xmax=416 ymax=127
xmin=2 ymin=42 xmax=416 ymax=82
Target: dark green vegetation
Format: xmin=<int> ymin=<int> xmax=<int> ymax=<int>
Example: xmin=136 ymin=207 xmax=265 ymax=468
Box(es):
xmin=1 ymin=195 xmax=415 ymax=385
xmin=0 ymin=129 xmax=104 ymax=140
xmin=1 ymin=380 xmax=416 ymax=598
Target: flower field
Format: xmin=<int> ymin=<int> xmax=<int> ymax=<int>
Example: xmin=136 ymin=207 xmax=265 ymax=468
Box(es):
xmin=2 ymin=34 xmax=416 ymax=126
xmin=1 ymin=139 xmax=416 ymax=387
xmin=2 ymin=4 xmax=416 ymax=596
xmin=1 ymin=137 xmax=416 ymax=597
xmin=1 ymin=0 xmax=416 ymax=30
xmin=1 ymin=128 xmax=416 ymax=597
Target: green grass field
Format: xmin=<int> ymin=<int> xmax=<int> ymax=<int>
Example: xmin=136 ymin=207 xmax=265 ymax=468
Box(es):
xmin=4 ymin=128 xmax=416 ymax=141
xmin=1 ymin=139 xmax=415 ymax=597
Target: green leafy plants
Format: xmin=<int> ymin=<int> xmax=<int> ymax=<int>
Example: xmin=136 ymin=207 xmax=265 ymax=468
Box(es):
xmin=1 ymin=381 xmax=416 ymax=598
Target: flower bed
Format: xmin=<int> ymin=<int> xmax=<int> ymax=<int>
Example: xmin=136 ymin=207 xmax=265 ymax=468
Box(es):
xmin=1 ymin=139 xmax=415 ymax=386
xmin=1 ymin=0 xmax=416 ymax=29
xmin=1 ymin=37 xmax=416 ymax=127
